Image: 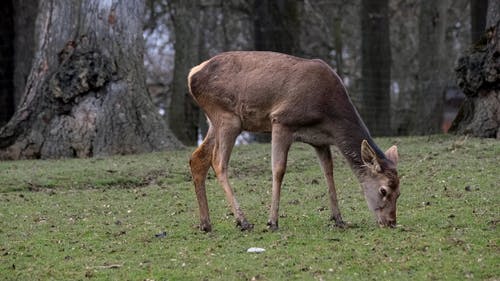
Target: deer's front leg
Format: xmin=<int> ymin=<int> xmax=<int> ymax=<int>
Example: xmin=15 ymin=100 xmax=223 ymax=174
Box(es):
xmin=268 ymin=124 xmax=293 ymax=231
xmin=314 ymin=145 xmax=345 ymax=228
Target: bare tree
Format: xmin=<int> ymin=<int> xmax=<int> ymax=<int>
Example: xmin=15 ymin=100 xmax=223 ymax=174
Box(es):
xmin=0 ymin=0 xmax=181 ymax=160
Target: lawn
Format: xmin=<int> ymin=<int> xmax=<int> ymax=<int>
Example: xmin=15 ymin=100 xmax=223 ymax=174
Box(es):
xmin=0 ymin=135 xmax=498 ymax=280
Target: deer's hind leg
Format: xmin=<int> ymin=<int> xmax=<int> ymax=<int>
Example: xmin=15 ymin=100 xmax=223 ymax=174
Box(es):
xmin=211 ymin=113 xmax=253 ymax=231
xmin=268 ymin=124 xmax=293 ymax=231
xmin=190 ymin=125 xmax=216 ymax=232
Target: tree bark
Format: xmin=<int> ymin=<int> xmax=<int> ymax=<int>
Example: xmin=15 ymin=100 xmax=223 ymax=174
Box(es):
xmin=0 ymin=1 xmax=15 ymax=127
xmin=13 ymin=0 xmax=39 ymax=108
xmin=450 ymin=0 xmax=500 ymax=138
xmin=409 ymin=0 xmax=448 ymax=135
xmin=471 ymin=0 xmax=488 ymax=43
xmin=0 ymin=0 xmax=181 ymax=160
xmin=360 ymin=0 xmax=392 ymax=136
xmin=486 ymin=0 xmax=500 ymax=28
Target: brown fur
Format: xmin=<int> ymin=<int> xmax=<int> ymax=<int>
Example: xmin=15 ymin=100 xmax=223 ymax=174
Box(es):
xmin=188 ymin=51 xmax=400 ymax=231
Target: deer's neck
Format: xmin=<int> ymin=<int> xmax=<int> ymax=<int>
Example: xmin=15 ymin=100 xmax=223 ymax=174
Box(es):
xmin=334 ymin=120 xmax=386 ymax=178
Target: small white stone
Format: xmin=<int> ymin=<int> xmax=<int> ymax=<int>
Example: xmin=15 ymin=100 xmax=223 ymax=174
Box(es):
xmin=247 ymin=247 xmax=266 ymax=253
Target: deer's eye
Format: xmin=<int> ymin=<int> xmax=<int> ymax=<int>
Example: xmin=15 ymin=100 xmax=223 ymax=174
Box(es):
xmin=379 ymin=186 xmax=388 ymax=197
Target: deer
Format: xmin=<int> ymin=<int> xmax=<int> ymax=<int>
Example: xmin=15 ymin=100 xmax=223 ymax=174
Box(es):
xmin=188 ymin=51 xmax=400 ymax=232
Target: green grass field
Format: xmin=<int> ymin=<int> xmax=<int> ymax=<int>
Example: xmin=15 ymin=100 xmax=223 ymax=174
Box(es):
xmin=0 ymin=135 xmax=498 ymax=280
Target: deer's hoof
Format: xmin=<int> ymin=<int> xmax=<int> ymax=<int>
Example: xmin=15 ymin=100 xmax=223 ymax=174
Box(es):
xmin=237 ymin=219 xmax=254 ymax=231
xmin=330 ymin=215 xmax=346 ymax=229
xmin=200 ymin=222 xmax=212 ymax=232
xmin=267 ymin=221 xmax=279 ymax=231
xmin=334 ymin=220 xmax=347 ymax=229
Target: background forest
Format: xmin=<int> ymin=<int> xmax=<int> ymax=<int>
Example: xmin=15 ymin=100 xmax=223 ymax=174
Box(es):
xmin=0 ymin=0 xmax=498 ymax=159
xmin=143 ymin=0 xmax=482 ymax=144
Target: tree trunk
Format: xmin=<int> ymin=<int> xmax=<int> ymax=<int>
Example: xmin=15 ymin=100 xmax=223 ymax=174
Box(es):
xmin=0 ymin=1 xmax=15 ymax=127
xmin=486 ymin=0 xmax=500 ymax=28
xmin=300 ymin=0 xmax=347 ymax=76
xmin=450 ymin=0 xmax=500 ymax=138
xmin=0 ymin=0 xmax=181 ymax=160
xmin=410 ymin=0 xmax=448 ymax=135
xmin=471 ymin=0 xmax=488 ymax=43
xmin=333 ymin=18 xmax=344 ymax=78
xmin=169 ymin=0 xmax=202 ymax=146
xmin=13 ymin=0 xmax=39 ymax=108
xmin=360 ymin=0 xmax=392 ymax=136
xmin=254 ymin=0 xmax=301 ymax=55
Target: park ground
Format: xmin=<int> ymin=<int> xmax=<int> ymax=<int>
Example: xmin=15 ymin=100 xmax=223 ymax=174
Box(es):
xmin=0 ymin=135 xmax=498 ymax=280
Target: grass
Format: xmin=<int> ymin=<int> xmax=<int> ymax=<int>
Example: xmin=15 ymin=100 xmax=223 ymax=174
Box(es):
xmin=0 ymin=135 xmax=498 ymax=280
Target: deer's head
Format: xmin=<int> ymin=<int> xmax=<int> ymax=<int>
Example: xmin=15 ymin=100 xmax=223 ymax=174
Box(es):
xmin=360 ymin=140 xmax=400 ymax=228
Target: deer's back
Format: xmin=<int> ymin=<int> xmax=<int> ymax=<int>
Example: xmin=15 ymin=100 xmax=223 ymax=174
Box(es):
xmin=188 ymin=51 xmax=352 ymax=132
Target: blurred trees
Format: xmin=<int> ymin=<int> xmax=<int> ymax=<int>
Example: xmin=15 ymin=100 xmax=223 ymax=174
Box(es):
xmin=254 ymin=0 xmax=301 ymax=55
xmin=409 ymin=0 xmax=449 ymax=134
xmin=390 ymin=0 xmax=471 ymax=134
xmin=360 ymin=0 xmax=392 ymax=136
xmin=150 ymin=0 xmax=472 ymax=142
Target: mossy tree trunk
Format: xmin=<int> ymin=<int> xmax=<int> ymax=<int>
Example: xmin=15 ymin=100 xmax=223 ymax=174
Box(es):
xmin=0 ymin=0 xmax=181 ymax=160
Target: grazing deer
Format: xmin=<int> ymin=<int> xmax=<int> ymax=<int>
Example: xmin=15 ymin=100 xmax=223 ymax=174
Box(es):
xmin=188 ymin=51 xmax=400 ymax=232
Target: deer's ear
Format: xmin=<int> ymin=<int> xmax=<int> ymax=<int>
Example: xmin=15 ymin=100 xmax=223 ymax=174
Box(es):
xmin=385 ymin=145 xmax=399 ymax=166
xmin=361 ymin=140 xmax=381 ymax=173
